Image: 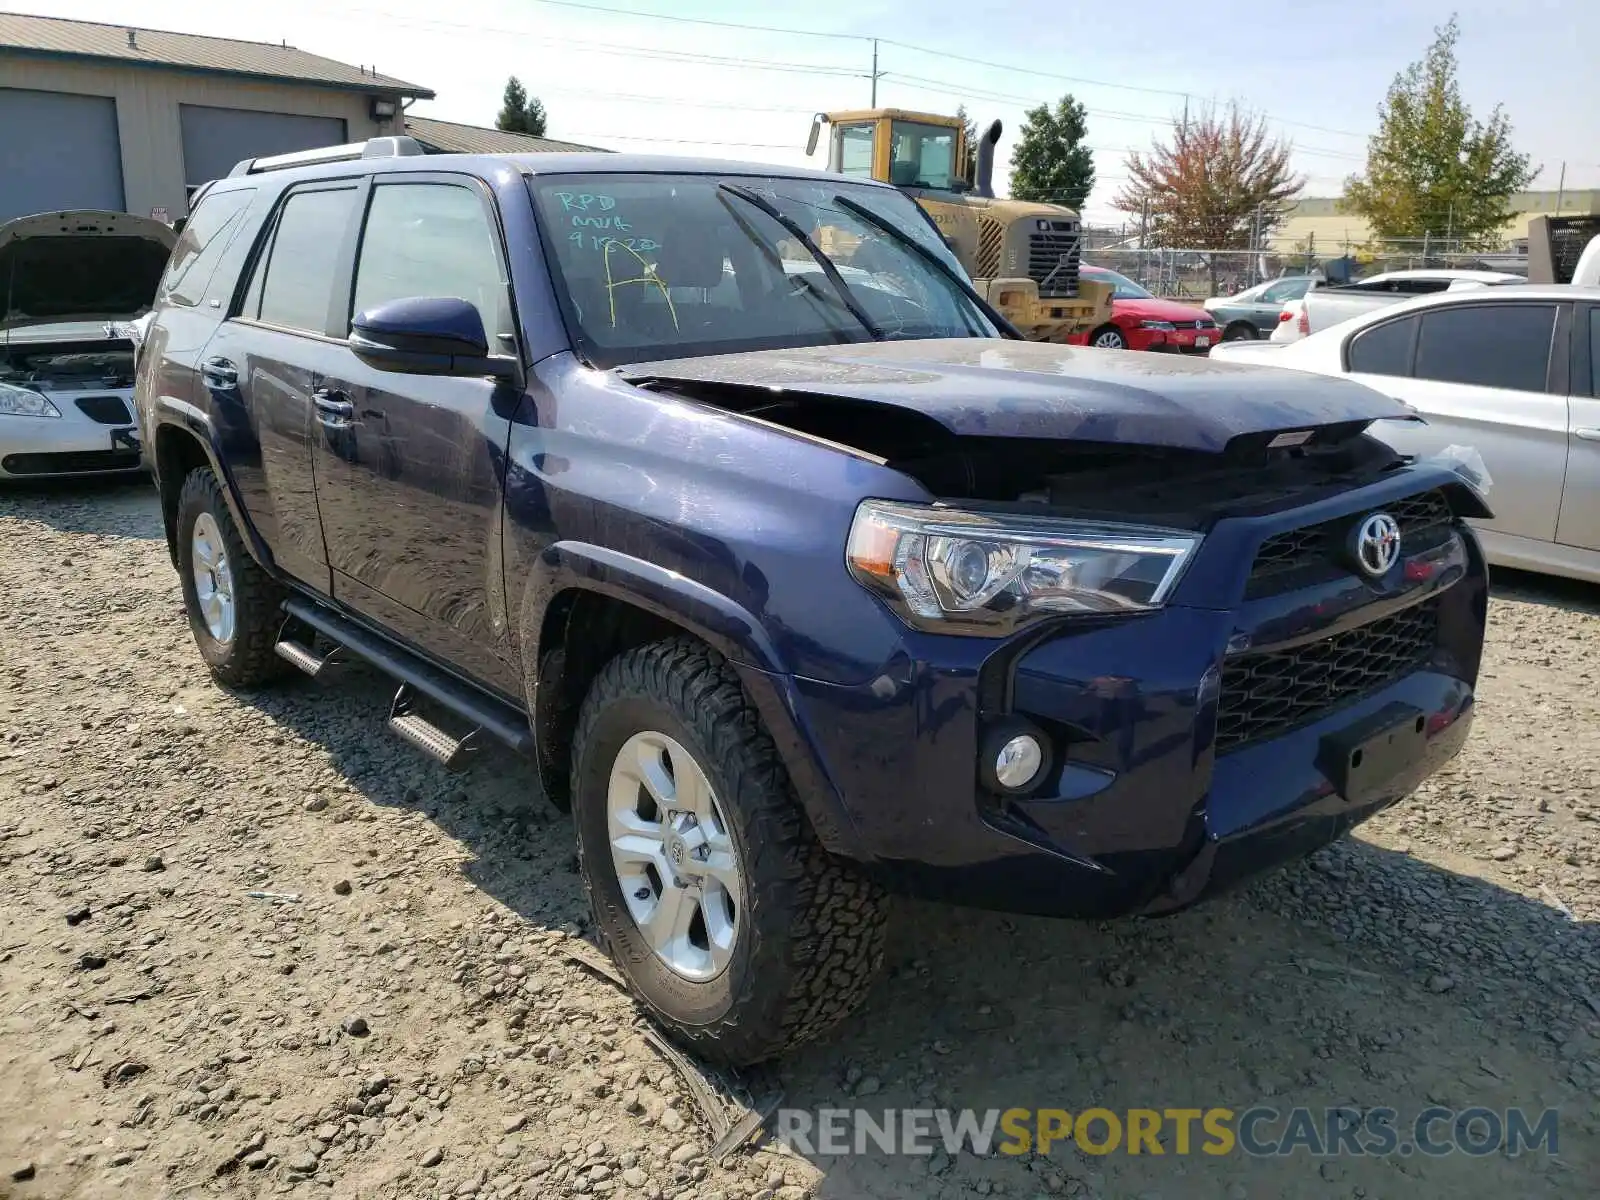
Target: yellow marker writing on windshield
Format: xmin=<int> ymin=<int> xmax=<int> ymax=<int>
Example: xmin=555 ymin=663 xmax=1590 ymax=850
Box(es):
xmin=602 ymin=239 xmax=679 ymax=332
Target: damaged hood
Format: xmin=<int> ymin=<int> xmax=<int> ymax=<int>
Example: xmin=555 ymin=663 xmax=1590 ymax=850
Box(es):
xmin=0 ymin=210 xmax=176 ymax=332
xmin=620 ymin=339 xmax=1411 ymax=453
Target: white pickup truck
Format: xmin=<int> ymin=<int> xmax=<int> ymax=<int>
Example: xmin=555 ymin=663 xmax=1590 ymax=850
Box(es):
xmin=1269 ymin=268 xmax=1524 ymax=343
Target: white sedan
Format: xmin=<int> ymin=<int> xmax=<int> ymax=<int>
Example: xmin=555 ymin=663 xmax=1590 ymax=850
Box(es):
xmin=1 ymin=210 xmax=174 ymax=480
xmin=1213 ymin=284 xmax=1600 ymax=584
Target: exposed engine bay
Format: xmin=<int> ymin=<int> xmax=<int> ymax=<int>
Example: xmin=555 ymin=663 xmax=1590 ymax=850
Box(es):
xmin=641 ymin=377 xmax=1408 ymax=531
xmin=0 ymin=339 xmax=136 ymax=393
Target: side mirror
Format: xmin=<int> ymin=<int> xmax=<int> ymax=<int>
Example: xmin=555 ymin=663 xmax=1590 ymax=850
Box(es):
xmin=350 ymin=296 xmax=516 ymax=379
xmin=805 ymin=115 xmax=823 ymax=158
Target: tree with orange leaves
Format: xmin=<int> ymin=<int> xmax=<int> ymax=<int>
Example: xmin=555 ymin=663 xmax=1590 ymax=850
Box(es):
xmin=1113 ymin=103 xmax=1303 ymax=248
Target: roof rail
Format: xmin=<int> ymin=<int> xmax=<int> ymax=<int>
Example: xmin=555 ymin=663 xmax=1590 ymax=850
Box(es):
xmin=228 ymin=135 xmax=426 ymax=177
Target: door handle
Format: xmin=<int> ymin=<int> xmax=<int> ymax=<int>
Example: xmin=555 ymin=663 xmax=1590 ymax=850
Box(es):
xmin=313 ymin=390 xmax=355 ymax=421
xmin=201 ymin=357 xmax=237 ymax=390
xmin=1576 ymin=427 xmax=1600 ymax=442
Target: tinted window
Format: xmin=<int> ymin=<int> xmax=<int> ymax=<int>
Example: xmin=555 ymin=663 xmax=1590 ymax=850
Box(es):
xmin=351 ymin=183 xmax=511 ymax=340
xmin=1348 ymin=316 xmax=1417 ymax=377
xmin=159 ymin=188 xmax=255 ymax=308
xmin=1415 ymin=304 xmax=1556 ymax=392
xmin=1592 ymin=309 xmax=1600 ymax=395
xmin=252 ymin=188 xmax=357 ymax=333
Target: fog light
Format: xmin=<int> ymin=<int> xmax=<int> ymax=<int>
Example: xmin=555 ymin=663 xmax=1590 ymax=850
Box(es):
xmin=995 ymin=734 xmax=1043 ymax=788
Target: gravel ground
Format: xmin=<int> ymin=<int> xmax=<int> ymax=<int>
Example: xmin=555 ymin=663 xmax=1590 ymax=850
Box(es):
xmin=1 ymin=481 xmax=1597 ymax=1200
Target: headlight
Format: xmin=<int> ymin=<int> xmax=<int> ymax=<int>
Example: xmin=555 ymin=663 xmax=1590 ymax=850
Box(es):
xmin=846 ymin=500 xmax=1200 ymax=635
xmin=1138 ymin=320 xmax=1177 ymax=331
xmin=0 ymin=382 xmax=62 ymax=418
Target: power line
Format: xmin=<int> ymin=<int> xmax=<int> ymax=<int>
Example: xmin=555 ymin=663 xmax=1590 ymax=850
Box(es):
xmin=509 ymin=0 xmax=872 ymax=41
xmin=879 ymin=73 xmax=1367 ymax=161
xmin=558 ymin=132 xmax=800 ymax=150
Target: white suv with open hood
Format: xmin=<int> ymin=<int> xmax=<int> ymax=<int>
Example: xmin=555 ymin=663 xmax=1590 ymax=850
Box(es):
xmin=0 ymin=210 xmax=175 ymax=479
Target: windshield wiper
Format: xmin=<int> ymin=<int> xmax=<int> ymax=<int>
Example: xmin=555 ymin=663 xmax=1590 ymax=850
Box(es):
xmin=830 ymin=193 xmax=1024 ymax=339
xmin=716 ymin=183 xmax=886 ymax=342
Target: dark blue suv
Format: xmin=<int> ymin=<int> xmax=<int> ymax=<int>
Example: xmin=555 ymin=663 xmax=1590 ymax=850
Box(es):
xmin=137 ymin=136 xmax=1488 ymax=1065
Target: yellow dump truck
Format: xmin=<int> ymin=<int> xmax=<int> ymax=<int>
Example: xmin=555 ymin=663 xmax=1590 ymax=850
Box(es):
xmin=807 ymin=108 xmax=1112 ymax=340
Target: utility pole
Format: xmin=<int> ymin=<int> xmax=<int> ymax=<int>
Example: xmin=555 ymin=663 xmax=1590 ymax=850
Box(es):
xmin=1251 ymin=204 xmax=1263 ymax=285
xmin=870 ymin=38 xmax=879 ymax=107
xmin=1555 ymin=161 xmax=1567 ymax=214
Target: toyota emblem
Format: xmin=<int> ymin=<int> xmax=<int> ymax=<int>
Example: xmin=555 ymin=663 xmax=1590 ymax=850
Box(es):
xmin=1353 ymin=513 xmax=1402 ymax=577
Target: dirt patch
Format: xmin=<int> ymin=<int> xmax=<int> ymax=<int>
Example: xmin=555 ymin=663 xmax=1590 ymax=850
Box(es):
xmin=1 ymin=483 xmax=1596 ymax=1199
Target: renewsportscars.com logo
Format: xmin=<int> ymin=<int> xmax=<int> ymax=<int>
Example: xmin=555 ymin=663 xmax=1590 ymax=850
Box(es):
xmin=775 ymin=1106 xmax=1561 ymax=1158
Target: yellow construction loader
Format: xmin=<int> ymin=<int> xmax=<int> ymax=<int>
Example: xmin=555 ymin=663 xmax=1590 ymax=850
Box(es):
xmin=806 ymin=108 xmax=1112 ymax=340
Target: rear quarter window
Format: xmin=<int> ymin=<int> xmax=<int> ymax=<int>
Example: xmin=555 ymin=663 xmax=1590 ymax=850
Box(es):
xmin=157 ymin=188 xmax=256 ymax=308
xmin=1347 ymin=315 xmax=1417 ymax=377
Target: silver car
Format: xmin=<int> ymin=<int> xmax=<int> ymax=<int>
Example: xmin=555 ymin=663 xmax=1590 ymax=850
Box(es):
xmin=1212 ymin=284 xmax=1600 ymax=584
xmin=0 ymin=210 xmax=175 ymax=480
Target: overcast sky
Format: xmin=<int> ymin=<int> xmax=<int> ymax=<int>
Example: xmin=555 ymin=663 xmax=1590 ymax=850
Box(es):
xmin=19 ymin=0 xmax=1600 ymax=225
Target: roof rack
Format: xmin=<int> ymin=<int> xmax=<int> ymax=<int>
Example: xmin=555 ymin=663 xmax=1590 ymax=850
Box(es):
xmin=228 ymin=135 xmax=425 ymax=177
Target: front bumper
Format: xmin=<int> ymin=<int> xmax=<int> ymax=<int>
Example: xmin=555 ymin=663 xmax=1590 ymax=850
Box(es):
xmin=0 ymin=389 xmax=144 ymax=478
xmin=765 ymin=478 xmax=1487 ymax=919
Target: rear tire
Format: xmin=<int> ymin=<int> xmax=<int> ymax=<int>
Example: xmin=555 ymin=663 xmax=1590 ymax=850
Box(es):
xmin=1223 ymin=322 xmax=1257 ymax=341
xmin=1089 ymin=324 xmax=1127 ymax=350
xmin=175 ymin=467 xmax=290 ymax=689
xmin=571 ymin=637 xmax=887 ymax=1065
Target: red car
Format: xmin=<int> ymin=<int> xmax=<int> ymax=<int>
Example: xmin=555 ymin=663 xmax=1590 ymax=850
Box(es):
xmin=1068 ymin=265 xmax=1220 ymax=353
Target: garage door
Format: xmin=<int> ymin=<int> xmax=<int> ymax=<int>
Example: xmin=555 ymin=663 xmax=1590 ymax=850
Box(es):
xmin=180 ymin=105 xmax=347 ymax=190
xmin=0 ymin=89 xmax=125 ymax=222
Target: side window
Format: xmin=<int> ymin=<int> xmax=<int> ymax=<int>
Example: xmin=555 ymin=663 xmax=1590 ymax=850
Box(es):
xmin=1590 ymin=309 xmax=1599 ymax=396
xmin=838 ymin=125 xmax=875 ymax=178
xmin=350 ymin=182 xmax=512 ymax=342
xmin=1397 ymin=279 xmax=1452 ymax=294
xmin=1414 ymin=304 xmax=1556 ymax=392
xmin=1347 ymin=315 xmax=1417 ymax=377
xmin=248 ymin=187 xmax=358 ymax=333
xmin=1261 ymin=279 xmax=1305 ymax=304
xmin=158 ymin=188 xmax=256 ymax=308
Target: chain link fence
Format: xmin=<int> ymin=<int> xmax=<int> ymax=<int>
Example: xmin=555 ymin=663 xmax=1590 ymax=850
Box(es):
xmin=1080 ymin=230 xmax=1529 ymax=300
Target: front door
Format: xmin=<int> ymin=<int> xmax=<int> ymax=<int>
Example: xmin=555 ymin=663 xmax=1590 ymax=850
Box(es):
xmin=310 ymin=174 xmax=522 ymax=697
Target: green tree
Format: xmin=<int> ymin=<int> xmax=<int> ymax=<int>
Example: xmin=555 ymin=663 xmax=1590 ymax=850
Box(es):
xmin=496 ymin=76 xmax=548 ymax=137
xmin=1008 ymin=95 xmax=1094 ymax=209
xmin=1113 ymin=102 xmax=1302 ymax=248
xmin=955 ymin=104 xmax=978 ymax=183
xmin=1342 ymin=15 xmax=1536 ymax=249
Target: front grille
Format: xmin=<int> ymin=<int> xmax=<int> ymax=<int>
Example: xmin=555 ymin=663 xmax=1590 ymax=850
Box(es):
xmin=1215 ymin=598 xmax=1440 ymax=753
xmin=1026 ymin=225 xmax=1081 ymax=298
xmin=1 ymin=450 xmax=143 ymax=476
xmin=1246 ymin=489 xmax=1454 ymax=598
xmin=975 ymin=216 xmax=1004 ymax=280
xmin=74 ymin=395 xmax=133 ymax=424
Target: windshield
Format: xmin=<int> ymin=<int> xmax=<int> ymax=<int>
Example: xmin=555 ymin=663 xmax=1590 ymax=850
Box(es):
xmin=530 ymin=173 xmax=996 ymax=366
xmin=1085 ymin=267 xmax=1152 ymax=300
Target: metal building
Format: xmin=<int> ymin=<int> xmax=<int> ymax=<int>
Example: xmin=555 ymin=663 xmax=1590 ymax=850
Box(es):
xmin=0 ymin=12 xmax=432 ymax=222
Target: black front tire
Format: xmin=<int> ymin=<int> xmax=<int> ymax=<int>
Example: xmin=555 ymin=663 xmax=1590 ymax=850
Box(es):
xmin=175 ymin=467 xmax=291 ymax=689
xmin=571 ymin=637 xmax=887 ymax=1065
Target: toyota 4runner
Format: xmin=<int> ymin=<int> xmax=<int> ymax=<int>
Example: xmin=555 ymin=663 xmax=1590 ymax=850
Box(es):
xmin=137 ymin=137 xmax=1489 ymax=1066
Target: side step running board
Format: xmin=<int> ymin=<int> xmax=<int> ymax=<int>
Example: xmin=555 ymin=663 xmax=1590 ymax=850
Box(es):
xmin=274 ymin=621 xmax=344 ymax=677
xmin=389 ymin=684 xmax=480 ymax=771
xmin=280 ymin=597 xmax=534 ymax=759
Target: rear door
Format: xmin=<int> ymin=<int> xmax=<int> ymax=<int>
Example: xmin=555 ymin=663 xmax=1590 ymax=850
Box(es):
xmin=1347 ymin=299 xmax=1570 ymax=544
xmin=310 ymin=173 xmax=522 ymax=697
xmin=198 ymin=180 xmax=364 ymax=590
xmin=1557 ymin=304 xmax=1600 ymax=551
xmin=1250 ymin=278 xmax=1309 ymax=331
